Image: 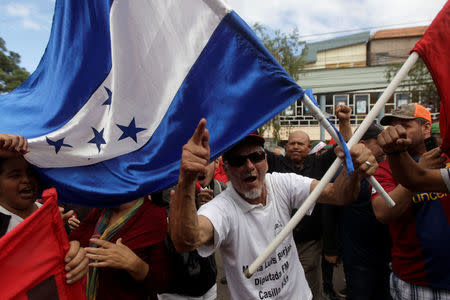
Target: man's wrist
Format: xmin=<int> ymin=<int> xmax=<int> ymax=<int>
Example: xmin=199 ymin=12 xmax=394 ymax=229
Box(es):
xmin=128 ymin=256 xmax=149 ymax=281
xmin=178 ymin=174 xmax=197 ymax=187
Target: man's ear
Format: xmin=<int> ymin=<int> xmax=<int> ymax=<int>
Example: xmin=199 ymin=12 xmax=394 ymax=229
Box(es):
xmin=214 ymin=158 xmax=220 ymax=168
xmin=423 ymin=122 xmax=432 ymax=137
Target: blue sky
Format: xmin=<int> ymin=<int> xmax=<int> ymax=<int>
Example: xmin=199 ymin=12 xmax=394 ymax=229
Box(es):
xmin=0 ymin=0 xmax=446 ymax=73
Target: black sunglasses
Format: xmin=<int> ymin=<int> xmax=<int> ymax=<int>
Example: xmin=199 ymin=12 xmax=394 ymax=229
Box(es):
xmin=226 ymin=150 xmax=266 ymax=167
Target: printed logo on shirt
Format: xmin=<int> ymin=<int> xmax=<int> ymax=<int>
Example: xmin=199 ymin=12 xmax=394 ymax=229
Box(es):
xmin=274 ymin=219 xmax=283 ymax=235
xmin=412 ymin=192 xmax=447 ymax=204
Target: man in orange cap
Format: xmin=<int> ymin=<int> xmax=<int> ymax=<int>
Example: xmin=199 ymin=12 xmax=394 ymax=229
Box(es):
xmin=372 ymin=103 xmax=450 ymax=299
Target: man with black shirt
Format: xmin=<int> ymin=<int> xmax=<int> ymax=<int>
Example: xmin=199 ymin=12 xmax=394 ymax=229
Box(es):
xmin=266 ymin=105 xmax=352 ymax=300
xmin=338 ymin=122 xmax=392 ymax=300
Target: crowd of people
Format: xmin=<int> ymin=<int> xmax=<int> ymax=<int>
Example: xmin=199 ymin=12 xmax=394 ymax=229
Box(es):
xmin=0 ymin=102 xmax=449 ymax=299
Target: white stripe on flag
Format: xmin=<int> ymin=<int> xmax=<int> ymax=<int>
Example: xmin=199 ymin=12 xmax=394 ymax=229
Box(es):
xmin=26 ymin=0 xmax=231 ymax=168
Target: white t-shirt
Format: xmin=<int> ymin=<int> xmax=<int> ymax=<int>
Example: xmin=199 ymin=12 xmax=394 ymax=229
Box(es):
xmin=0 ymin=202 xmax=42 ymax=234
xmin=198 ymin=172 xmax=314 ymax=300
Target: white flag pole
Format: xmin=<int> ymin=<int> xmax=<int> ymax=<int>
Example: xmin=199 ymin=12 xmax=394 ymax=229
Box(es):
xmin=244 ymin=51 xmax=419 ymax=278
xmin=301 ymin=93 xmax=395 ymax=207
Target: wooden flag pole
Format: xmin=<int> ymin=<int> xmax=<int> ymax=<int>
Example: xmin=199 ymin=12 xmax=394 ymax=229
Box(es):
xmin=244 ymin=51 xmax=419 ymax=278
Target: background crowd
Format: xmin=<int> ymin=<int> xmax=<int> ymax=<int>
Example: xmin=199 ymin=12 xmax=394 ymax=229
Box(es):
xmin=0 ymin=102 xmax=449 ymax=299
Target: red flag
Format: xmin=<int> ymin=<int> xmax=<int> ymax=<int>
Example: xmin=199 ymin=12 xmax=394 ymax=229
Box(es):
xmin=413 ymin=1 xmax=450 ymax=154
xmin=0 ymin=188 xmax=85 ymax=300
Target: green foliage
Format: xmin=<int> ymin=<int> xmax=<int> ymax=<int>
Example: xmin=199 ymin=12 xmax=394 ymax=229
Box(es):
xmin=385 ymin=59 xmax=438 ymax=109
xmin=253 ymin=24 xmax=306 ymax=144
xmin=252 ymin=23 xmax=306 ymax=81
xmin=0 ymin=37 xmax=30 ymax=93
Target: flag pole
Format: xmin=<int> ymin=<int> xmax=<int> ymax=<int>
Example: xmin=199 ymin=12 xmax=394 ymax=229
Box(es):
xmin=244 ymin=51 xmax=419 ymax=278
xmin=301 ymin=93 xmax=395 ymax=207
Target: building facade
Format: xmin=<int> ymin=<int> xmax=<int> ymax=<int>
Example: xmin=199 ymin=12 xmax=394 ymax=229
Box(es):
xmin=266 ymin=26 xmax=438 ymax=143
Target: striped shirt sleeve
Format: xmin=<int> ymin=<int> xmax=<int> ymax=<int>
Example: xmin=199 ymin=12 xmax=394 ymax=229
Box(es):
xmin=440 ymin=168 xmax=450 ymax=192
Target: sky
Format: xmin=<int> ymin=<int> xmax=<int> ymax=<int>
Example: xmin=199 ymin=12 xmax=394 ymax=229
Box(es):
xmin=0 ymin=0 xmax=446 ymax=73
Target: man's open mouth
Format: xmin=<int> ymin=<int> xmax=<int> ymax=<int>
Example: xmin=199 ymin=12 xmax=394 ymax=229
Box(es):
xmin=244 ymin=175 xmax=257 ymax=183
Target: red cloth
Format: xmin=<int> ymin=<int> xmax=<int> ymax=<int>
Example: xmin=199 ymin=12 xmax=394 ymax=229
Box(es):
xmin=413 ymin=1 xmax=450 ymax=154
xmin=214 ymin=159 xmax=228 ymax=182
xmin=0 ymin=188 xmax=85 ymax=300
xmin=69 ymin=200 xmax=171 ymax=300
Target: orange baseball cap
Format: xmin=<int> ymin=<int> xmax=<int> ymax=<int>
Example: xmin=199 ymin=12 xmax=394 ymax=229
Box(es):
xmin=380 ymin=103 xmax=431 ymax=125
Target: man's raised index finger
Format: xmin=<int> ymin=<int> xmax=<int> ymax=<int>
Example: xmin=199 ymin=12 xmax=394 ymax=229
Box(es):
xmin=191 ymin=118 xmax=207 ymax=145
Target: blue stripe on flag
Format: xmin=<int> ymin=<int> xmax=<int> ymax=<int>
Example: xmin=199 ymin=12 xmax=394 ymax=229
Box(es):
xmin=0 ymin=0 xmax=113 ymax=137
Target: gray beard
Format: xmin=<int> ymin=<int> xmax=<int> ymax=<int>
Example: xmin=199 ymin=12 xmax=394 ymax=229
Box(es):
xmin=242 ymin=187 xmax=263 ymax=200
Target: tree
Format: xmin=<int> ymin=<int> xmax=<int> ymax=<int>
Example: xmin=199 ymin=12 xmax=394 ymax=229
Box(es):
xmin=386 ymin=58 xmax=439 ymax=111
xmin=252 ymin=24 xmax=307 ymax=144
xmin=0 ymin=37 xmax=30 ymax=93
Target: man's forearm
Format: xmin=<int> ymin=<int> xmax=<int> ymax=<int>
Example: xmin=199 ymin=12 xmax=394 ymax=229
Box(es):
xmin=339 ymin=120 xmax=352 ymax=142
xmin=372 ymin=185 xmax=413 ymax=224
xmin=389 ymin=153 xmax=447 ymax=192
xmin=319 ymin=169 xmax=360 ymax=205
xmin=334 ymin=169 xmax=360 ymax=205
xmin=169 ymin=177 xmax=202 ymax=252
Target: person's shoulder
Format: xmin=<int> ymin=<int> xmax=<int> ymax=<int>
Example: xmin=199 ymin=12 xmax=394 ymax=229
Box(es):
xmin=315 ymin=147 xmax=336 ymax=162
xmin=210 ymin=188 xmax=233 ymax=205
xmin=266 ymin=172 xmax=313 ymax=192
xmin=207 ymin=187 xmax=240 ymax=211
xmin=267 ymin=171 xmax=310 ymax=181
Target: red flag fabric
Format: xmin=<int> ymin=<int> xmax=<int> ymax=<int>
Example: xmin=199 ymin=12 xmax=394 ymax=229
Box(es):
xmin=413 ymin=1 xmax=450 ymax=154
xmin=0 ymin=188 xmax=85 ymax=300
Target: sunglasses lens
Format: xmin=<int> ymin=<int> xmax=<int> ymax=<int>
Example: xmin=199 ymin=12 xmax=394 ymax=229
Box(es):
xmin=248 ymin=151 xmax=265 ymax=163
xmin=227 ymin=151 xmax=265 ymax=167
xmin=228 ymin=156 xmax=246 ymax=167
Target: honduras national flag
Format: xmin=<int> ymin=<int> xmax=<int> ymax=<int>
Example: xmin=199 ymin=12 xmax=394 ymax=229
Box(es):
xmin=0 ymin=0 xmax=304 ymax=207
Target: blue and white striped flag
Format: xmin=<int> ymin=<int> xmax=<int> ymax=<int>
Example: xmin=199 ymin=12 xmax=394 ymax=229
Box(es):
xmin=0 ymin=0 xmax=304 ymax=206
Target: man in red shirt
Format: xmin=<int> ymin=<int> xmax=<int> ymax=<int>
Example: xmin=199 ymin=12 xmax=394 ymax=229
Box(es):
xmin=371 ymin=103 xmax=450 ymax=299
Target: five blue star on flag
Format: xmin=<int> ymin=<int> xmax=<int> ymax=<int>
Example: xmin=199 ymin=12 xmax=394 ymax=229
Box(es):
xmin=88 ymin=127 xmax=106 ymax=153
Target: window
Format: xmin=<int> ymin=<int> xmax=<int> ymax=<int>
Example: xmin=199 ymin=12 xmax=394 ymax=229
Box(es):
xmin=394 ymin=93 xmax=411 ymax=108
xmin=354 ymin=94 xmax=370 ymax=114
xmin=333 ymin=94 xmax=349 ymax=113
xmin=283 ymin=103 xmax=296 ymax=116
